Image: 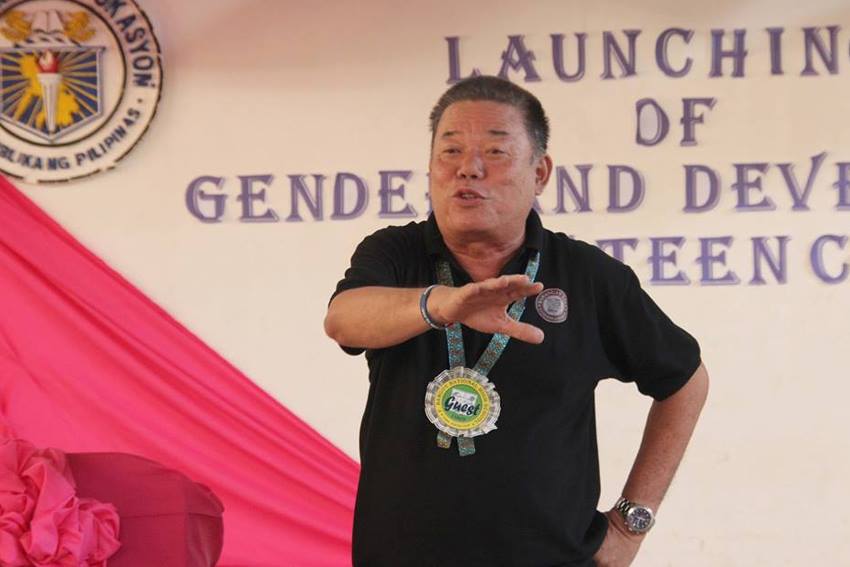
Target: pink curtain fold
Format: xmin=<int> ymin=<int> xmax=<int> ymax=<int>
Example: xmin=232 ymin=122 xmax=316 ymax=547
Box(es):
xmin=0 ymin=437 xmax=122 ymax=567
xmin=0 ymin=175 xmax=359 ymax=566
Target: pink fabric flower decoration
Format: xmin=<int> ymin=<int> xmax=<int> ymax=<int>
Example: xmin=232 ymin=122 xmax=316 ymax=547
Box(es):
xmin=0 ymin=437 xmax=120 ymax=566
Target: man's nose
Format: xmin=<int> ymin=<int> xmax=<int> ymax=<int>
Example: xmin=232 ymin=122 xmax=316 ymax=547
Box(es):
xmin=457 ymin=151 xmax=484 ymax=179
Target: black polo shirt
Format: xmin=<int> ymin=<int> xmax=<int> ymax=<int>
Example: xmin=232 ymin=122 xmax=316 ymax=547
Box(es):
xmin=332 ymin=211 xmax=701 ymax=567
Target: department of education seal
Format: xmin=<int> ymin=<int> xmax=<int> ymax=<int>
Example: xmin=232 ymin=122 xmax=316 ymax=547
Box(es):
xmin=0 ymin=0 xmax=162 ymax=183
xmin=535 ymin=287 xmax=568 ymax=323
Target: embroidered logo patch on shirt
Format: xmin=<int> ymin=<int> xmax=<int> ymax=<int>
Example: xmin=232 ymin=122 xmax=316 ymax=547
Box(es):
xmin=535 ymin=288 xmax=568 ymax=323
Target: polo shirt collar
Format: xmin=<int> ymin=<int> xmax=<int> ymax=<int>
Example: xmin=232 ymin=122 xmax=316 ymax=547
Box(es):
xmin=425 ymin=209 xmax=544 ymax=258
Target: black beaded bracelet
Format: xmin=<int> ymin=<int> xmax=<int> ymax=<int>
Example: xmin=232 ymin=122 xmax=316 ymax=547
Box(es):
xmin=420 ymin=284 xmax=449 ymax=331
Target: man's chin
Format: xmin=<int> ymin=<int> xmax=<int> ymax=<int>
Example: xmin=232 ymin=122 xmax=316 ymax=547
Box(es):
xmin=445 ymin=210 xmax=489 ymax=227
xmin=445 ymin=218 xmax=499 ymax=240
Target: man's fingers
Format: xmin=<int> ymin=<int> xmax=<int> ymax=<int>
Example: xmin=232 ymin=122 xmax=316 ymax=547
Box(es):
xmin=475 ymin=276 xmax=543 ymax=298
xmin=501 ymin=319 xmax=545 ymax=344
xmin=508 ymin=281 xmax=543 ymax=301
xmin=449 ymin=278 xmax=545 ymax=329
xmin=477 ymin=274 xmax=528 ymax=291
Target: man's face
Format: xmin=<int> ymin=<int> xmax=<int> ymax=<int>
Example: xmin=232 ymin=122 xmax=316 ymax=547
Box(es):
xmin=429 ymin=100 xmax=551 ymax=241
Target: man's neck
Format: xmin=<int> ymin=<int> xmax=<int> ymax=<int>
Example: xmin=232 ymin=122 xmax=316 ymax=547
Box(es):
xmin=443 ymin=228 xmax=526 ymax=282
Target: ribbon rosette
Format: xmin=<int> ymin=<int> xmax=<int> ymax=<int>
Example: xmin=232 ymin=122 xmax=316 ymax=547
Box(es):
xmin=0 ymin=437 xmax=121 ymax=566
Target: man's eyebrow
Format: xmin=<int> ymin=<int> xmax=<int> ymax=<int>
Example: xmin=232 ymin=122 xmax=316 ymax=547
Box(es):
xmin=440 ymin=129 xmax=510 ymax=138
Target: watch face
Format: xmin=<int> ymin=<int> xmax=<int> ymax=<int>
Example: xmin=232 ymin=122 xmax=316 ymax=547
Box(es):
xmin=627 ymin=507 xmax=654 ymax=533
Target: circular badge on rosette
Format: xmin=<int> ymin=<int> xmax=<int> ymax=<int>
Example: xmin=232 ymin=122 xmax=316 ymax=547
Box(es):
xmin=424 ymin=366 xmax=501 ymax=438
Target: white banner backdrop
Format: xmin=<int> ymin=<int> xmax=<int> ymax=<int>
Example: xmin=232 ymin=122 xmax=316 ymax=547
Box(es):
xmin=12 ymin=0 xmax=850 ymax=564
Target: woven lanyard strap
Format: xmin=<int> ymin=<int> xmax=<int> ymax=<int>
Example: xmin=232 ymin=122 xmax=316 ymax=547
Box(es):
xmin=435 ymin=251 xmax=541 ymax=375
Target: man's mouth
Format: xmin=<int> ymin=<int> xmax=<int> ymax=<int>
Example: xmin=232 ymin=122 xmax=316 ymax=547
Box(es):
xmin=455 ymin=189 xmax=484 ymax=200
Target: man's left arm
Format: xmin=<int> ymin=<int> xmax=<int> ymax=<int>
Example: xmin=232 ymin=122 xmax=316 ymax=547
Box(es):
xmin=594 ymin=362 xmax=710 ymax=567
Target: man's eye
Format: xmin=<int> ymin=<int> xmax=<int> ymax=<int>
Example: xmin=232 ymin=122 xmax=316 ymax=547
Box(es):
xmin=488 ymin=148 xmax=505 ymax=155
xmin=443 ymin=148 xmax=460 ymax=154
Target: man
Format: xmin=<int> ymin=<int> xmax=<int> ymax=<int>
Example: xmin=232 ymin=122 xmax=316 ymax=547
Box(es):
xmin=325 ymin=76 xmax=708 ymax=567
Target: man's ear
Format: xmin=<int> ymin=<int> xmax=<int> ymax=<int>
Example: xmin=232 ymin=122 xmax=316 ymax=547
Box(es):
xmin=535 ymin=154 xmax=553 ymax=195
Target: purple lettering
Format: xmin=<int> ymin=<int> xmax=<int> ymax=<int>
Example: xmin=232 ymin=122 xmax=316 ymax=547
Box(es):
xmin=446 ymin=36 xmax=481 ymax=84
xmin=498 ymin=35 xmax=541 ymax=82
xmin=834 ymin=163 xmax=850 ymax=210
xmin=810 ymin=235 xmax=849 ymax=283
xmin=185 ymin=176 xmax=226 ymax=223
xmin=379 ymin=170 xmax=417 ymax=218
xmin=801 ymin=26 xmax=839 ymax=76
xmin=607 ymin=165 xmax=645 ymax=212
xmin=553 ymin=165 xmax=593 ymax=213
xmin=766 ymin=27 xmax=784 ymax=75
xmin=649 ymin=237 xmax=690 ymax=285
xmin=601 ymin=30 xmax=641 ymax=79
xmin=286 ymin=174 xmax=325 ymax=222
xmin=237 ymin=175 xmax=278 ymax=222
xmin=698 ymin=236 xmax=739 ymax=285
xmin=710 ymin=29 xmax=747 ymax=77
xmin=751 ymin=236 xmax=789 ymax=285
xmin=777 ymin=152 xmax=826 ymax=211
xmin=551 ymin=33 xmax=587 ymax=82
xmin=680 ymin=98 xmax=716 ymax=146
xmin=656 ymin=28 xmax=694 ymax=77
xmin=635 ymin=98 xmax=669 ymax=146
xmin=684 ymin=165 xmax=721 ymax=212
xmin=331 ymin=172 xmax=369 ymax=220
xmin=732 ymin=163 xmax=775 ymax=211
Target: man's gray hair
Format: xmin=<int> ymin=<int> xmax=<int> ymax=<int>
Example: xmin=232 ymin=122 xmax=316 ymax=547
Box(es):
xmin=429 ymin=76 xmax=550 ymax=155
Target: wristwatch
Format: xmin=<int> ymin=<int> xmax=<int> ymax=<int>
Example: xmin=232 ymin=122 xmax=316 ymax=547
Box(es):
xmin=614 ymin=496 xmax=655 ymax=534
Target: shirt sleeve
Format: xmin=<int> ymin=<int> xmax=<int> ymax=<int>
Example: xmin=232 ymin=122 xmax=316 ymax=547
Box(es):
xmin=599 ymin=266 xmax=702 ymax=400
xmin=329 ymin=227 xmax=409 ymax=356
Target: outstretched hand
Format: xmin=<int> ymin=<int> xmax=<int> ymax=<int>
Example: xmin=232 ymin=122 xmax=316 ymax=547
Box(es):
xmin=430 ymin=275 xmax=545 ymax=344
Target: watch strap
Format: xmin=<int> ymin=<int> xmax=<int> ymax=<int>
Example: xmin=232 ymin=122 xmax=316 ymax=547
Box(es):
xmin=614 ymin=496 xmax=633 ymax=519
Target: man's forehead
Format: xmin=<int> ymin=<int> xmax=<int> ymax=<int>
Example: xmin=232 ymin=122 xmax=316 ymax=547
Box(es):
xmin=436 ymin=100 xmax=524 ymax=137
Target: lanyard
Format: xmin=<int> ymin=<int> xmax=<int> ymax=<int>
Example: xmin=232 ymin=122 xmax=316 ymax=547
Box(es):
xmin=435 ymin=251 xmax=541 ymax=375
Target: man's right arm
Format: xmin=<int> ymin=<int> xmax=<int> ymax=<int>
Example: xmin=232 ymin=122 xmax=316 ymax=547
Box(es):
xmin=324 ymin=287 xmax=431 ymax=350
xmin=324 ymin=276 xmax=545 ymax=351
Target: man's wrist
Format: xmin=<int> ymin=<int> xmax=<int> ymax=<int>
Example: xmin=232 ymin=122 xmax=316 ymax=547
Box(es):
xmin=606 ymin=509 xmax=647 ymax=542
xmin=612 ymin=496 xmax=655 ymax=536
xmin=420 ymin=285 xmax=451 ymax=330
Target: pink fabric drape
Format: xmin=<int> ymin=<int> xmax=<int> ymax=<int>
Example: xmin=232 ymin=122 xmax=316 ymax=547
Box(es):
xmin=0 ymin=437 xmax=121 ymax=566
xmin=0 ymin=176 xmax=359 ymax=566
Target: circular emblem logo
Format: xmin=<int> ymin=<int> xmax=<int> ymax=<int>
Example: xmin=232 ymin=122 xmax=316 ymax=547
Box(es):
xmin=424 ymin=367 xmax=500 ymax=438
xmin=535 ymin=288 xmax=568 ymax=323
xmin=0 ymin=0 xmax=162 ymax=183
